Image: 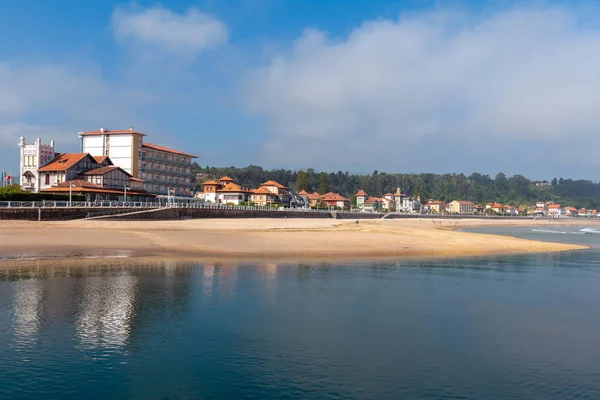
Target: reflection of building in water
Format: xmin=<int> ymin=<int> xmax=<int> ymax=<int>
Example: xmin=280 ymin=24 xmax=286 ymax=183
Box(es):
xmin=200 ymin=264 xmax=239 ymax=299
xmin=13 ymin=279 xmax=43 ymax=346
xmin=77 ymin=273 xmax=138 ymax=349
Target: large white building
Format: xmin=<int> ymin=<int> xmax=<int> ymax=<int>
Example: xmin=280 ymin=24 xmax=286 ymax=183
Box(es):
xmin=79 ymin=128 xmax=197 ymax=196
xmin=18 ymin=137 xmax=56 ymax=192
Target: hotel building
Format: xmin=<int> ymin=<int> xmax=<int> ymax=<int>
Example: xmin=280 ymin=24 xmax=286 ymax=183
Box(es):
xmin=79 ymin=128 xmax=197 ymax=196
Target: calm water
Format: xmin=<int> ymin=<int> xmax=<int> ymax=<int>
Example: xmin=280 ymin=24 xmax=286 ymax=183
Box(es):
xmin=1 ymin=227 xmax=600 ymax=400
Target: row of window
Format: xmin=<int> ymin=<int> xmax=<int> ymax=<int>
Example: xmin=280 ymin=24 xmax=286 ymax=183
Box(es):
xmin=141 ymin=151 xmax=191 ymax=164
xmin=141 ymin=162 xmax=191 ymax=174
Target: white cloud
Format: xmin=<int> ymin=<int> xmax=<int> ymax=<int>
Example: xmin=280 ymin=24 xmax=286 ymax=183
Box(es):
xmin=112 ymin=5 xmax=228 ymax=56
xmin=245 ymin=5 xmax=600 ymax=177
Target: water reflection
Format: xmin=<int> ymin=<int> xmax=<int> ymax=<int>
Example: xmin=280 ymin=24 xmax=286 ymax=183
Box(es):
xmin=12 ymin=279 xmax=43 ymax=347
xmin=76 ymin=272 xmax=137 ymax=350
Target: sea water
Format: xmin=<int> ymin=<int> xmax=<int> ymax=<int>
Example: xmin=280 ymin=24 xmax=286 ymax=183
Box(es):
xmin=0 ymin=226 xmax=599 ymax=400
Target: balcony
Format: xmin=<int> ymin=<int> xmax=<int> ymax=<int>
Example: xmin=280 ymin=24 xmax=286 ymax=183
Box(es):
xmin=141 ymin=167 xmax=195 ymax=178
xmin=141 ymin=155 xmax=192 ymax=167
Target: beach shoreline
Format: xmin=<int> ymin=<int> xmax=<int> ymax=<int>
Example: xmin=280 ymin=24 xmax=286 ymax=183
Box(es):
xmin=0 ymin=217 xmax=594 ymax=264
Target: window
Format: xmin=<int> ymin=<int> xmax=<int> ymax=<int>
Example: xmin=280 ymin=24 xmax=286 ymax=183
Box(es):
xmin=45 ymin=174 xmax=50 ymax=185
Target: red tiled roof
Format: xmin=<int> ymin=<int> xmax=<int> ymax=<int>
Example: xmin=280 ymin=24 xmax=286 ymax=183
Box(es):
xmin=142 ymin=142 xmax=197 ymax=158
xmin=38 ymin=153 xmax=91 ymax=172
xmin=356 ymin=190 xmax=369 ymax=197
xmin=219 ymin=176 xmax=234 ymax=182
xmin=547 ymin=204 xmax=562 ymax=209
xmin=130 ymin=177 xmax=145 ymax=182
xmin=79 ymin=166 xmax=132 ymax=177
xmin=298 ymin=190 xmax=309 ymax=195
xmin=252 ymin=186 xmax=276 ymax=195
xmin=453 ymin=200 xmax=474 ymax=205
xmin=79 ymin=128 xmax=147 ymax=136
xmin=203 ymin=180 xmax=220 ymax=185
xmin=322 ymin=192 xmax=350 ymax=202
xmin=261 ymin=180 xmax=288 ymax=189
xmin=218 ymin=183 xmax=251 ymax=193
xmin=92 ymin=155 xmax=110 ymax=164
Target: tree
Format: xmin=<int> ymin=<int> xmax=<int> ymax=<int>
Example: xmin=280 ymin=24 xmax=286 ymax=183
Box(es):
xmin=295 ymin=170 xmax=312 ymax=192
xmin=317 ymin=172 xmax=331 ymax=194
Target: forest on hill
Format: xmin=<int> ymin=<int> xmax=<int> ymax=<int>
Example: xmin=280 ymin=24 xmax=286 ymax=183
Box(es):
xmin=193 ymin=164 xmax=600 ymax=209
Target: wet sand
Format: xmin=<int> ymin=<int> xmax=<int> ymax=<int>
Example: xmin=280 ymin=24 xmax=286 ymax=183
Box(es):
xmin=0 ymin=218 xmax=592 ymax=263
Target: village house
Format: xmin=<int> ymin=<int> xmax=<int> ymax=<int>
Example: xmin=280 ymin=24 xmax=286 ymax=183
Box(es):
xmin=218 ymin=182 xmax=252 ymax=205
xmin=564 ymin=206 xmax=578 ymax=217
xmin=425 ymin=200 xmax=446 ymax=214
xmin=363 ymin=197 xmax=383 ymax=212
xmin=251 ymin=186 xmax=279 ymax=206
xmin=447 ymin=200 xmax=475 ymax=215
xmin=547 ymin=204 xmax=565 ymax=218
xmin=400 ymin=196 xmax=422 ymax=213
xmin=382 ymin=193 xmax=396 ymax=212
xmin=199 ymin=176 xmax=236 ymax=203
xmin=257 ymin=180 xmax=291 ymax=207
xmin=355 ymin=190 xmax=369 ymax=209
xmin=321 ymin=192 xmax=350 ymax=210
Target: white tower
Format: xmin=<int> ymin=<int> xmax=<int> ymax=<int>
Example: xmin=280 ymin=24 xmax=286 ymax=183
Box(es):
xmin=18 ymin=137 xmax=56 ymax=193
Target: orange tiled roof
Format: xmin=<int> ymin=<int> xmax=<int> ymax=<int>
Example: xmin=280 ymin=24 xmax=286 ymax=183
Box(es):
xmin=80 ymin=128 xmax=147 ymax=136
xmin=219 ymin=176 xmax=234 ymax=182
xmin=252 ymin=186 xmax=276 ymax=195
xmin=261 ymin=180 xmax=288 ymax=189
xmin=142 ymin=142 xmax=197 ymax=158
xmin=38 ymin=153 xmax=91 ymax=172
xmin=356 ymin=190 xmax=369 ymax=197
xmin=547 ymin=204 xmax=561 ymax=209
xmin=322 ymin=192 xmax=349 ymax=202
xmin=218 ymin=183 xmax=251 ymax=193
xmin=298 ymin=190 xmax=309 ymax=195
xmin=130 ymin=177 xmax=145 ymax=182
xmin=92 ymin=155 xmax=111 ymax=164
xmin=454 ymin=200 xmax=474 ymax=205
xmin=80 ymin=166 xmax=132 ymax=177
xmin=203 ymin=180 xmax=220 ymax=185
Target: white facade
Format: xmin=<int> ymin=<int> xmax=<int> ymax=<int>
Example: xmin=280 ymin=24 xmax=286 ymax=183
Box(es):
xmin=18 ymin=137 xmax=55 ymax=192
xmin=401 ymin=197 xmax=422 ymax=213
xmin=81 ymin=129 xmax=141 ymax=176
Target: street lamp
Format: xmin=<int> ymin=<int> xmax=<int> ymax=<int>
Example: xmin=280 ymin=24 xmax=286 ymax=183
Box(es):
xmin=69 ymin=183 xmax=75 ymax=207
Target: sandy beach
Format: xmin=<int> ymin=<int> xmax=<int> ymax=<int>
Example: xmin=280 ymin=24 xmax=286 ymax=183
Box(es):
xmin=0 ymin=217 xmax=593 ymax=262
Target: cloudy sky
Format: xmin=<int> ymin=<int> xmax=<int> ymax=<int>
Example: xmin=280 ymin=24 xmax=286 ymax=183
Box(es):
xmin=2 ymin=0 xmax=600 ymax=180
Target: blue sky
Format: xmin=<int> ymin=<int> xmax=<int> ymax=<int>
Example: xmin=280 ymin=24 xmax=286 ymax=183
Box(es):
xmin=2 ymin=0 xmax=600 ymax=180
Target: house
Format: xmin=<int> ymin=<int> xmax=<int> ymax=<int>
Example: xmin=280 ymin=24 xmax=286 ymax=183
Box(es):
xmin=425 ymin=200 xmax=446 ymax=214
xmin=363 ymin=197 xmax=383 ymax=212
xmin=392 ymin=188 xmax=405 ymax=211
xmin=578 ymin=208 xmax=588 ymax=217
xmin=356 ymin=190 xmax=369 ymax=209
xmin=218 ymin=183 xmax=252 ymax=205
xmin=258 ymin=180 xmax=291 ymax=207
xmin=298 ymin=190 xmax=310 ymax=206
xmin=381 ymin=193 xmax=396 ymax=211
xmin=564 ymin=206 xmax=578 ymax=217
xmin=38 ymin=153 xmax=152 ymax=201
xmin=400 ymin=196 xmax=422 ymax=213
xmin=321 ymin=192 xmax=350 ymax=210
xmin=474 ymin=204 xmax=484 ymax=214
xmin=547 ymin=204 xmax=564 ymax=218
xmin=251 ymin=186 xmax=280 ymax=206
xmin=306 ymin=192 xmax=323 ymax=208
xmin=447 ymin=200 xmax=475 ymax=215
